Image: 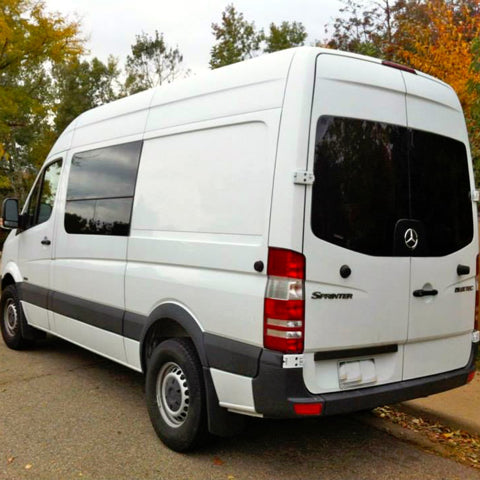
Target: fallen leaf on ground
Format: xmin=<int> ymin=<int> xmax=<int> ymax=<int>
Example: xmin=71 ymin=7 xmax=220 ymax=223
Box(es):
xmin=373 ymin=406 xmax=480 ymax=469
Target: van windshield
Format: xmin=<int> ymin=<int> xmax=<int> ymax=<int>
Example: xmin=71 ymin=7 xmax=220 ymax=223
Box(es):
xmin=311 ymin=116 xmax=473 ymax=257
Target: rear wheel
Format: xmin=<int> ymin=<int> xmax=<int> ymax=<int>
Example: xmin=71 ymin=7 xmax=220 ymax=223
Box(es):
xmin=145 ymin=338 xmax=208 ymax=452
xmin=0 ymin=285 xmax=34 ymax=350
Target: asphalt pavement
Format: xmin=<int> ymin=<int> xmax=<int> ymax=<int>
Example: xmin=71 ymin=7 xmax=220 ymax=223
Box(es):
xmin=1 ymin=336 xmax=479 ymax=480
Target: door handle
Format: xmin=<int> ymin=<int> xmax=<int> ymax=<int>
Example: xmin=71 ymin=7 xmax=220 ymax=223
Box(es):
xmin=413 ymin=289 xmax=438 ymax=298
xmin=41 ymin=237 xmax=51 ymax=246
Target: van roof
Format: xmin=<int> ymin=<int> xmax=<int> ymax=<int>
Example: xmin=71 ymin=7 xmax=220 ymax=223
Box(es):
xmin=48 ymin=46 xmax=457 ymax=158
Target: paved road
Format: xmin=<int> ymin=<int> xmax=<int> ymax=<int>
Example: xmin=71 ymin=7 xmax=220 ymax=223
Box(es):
xmin=0 ymin=337 xmax=479 ymax=480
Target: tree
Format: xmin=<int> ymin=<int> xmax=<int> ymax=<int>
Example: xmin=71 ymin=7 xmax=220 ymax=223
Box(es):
xmin=395 ymin=0 xmax=480 ymax=176
xmin=325 ymin=0 xmax=401 ymax=58
xmin=0 ymin=0 xmax=83 ymax=201
xmin=209 ymin=4 xmax=264 ymax=69
xmin=124 ymin=31 xmax=185 ymax=95
xmin=324 ymin=0 xmax=480 ymax=177
xmin=54 ymin=56 xmax=122 ymax=135
xmin=397 ymin=1 xmax=479 ymax=108
xmin=264 ymin=21 xmax=308 ymax=53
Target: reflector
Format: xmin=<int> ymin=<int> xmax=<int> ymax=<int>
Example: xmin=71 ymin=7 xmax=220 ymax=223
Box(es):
xmin=294 ymin=403 xmax=323 ymax=416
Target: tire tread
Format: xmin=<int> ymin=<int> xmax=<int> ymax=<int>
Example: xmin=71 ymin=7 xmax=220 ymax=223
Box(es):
xmin=145 ymin=337 xmax=208 ymax=452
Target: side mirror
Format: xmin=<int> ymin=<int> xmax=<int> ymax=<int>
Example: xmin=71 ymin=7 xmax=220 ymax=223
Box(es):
xmin=1 ymin=198 xmax=19 ymax=230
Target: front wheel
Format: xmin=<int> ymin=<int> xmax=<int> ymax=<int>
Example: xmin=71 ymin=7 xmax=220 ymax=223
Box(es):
xmin=145 ymin=338 xmax=208 ymax=452
xmin=0 ymin=284 xmax=34 ymax=350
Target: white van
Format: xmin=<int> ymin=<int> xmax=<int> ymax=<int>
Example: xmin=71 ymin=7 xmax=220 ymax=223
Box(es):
xmin=1 ymin=47 xmax=478 ymax=451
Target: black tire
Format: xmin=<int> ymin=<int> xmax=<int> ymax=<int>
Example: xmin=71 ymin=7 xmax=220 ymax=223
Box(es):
xmin=0 ymin=284 xmax=34 ymax=350
xmin=145 ymin=338 xmax=208 ymax=452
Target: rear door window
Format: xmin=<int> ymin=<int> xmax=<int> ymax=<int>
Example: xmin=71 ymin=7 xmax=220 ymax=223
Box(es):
xmin=311 ymin=117 xmax=409 ymax=256
xmin=409 ymin=130 xmax=473 ymax=256
xmin=311 ymin=116 xmax=473 ymax=257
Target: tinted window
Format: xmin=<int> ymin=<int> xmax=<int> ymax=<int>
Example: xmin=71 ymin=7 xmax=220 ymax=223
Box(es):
xmin=311 ymin=117 xmax=409 ymax=256
xmin=65 ymin=198 xmax=132 ymax=236
xmin=65 ymin=141 xmax=142 ymax=236
xmin=38 ymin=161 xmax=62 ymax=224
xmin=24 ymin=160 xmax=62 ymax=229
xmin=410 ymin=130 xmax=473 ymax=256
xmin=67 ymin=142 xmax=142 ymax=200
xmin=24 ymin=178 xmax=42 ymax=229
xmin=311 ymin=116 xmax=473 ymax=257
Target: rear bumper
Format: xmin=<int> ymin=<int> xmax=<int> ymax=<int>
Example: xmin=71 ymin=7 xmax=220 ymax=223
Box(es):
xmin=252 ymin=342 xmax=478 ymax=418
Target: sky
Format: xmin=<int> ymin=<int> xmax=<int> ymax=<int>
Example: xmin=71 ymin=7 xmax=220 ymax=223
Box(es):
xmin=43 ymin=0 xmax=344 ymax=73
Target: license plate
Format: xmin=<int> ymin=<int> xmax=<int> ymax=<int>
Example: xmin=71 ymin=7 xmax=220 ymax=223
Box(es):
xmin=338 ymin=359 xmax=376 ymax=389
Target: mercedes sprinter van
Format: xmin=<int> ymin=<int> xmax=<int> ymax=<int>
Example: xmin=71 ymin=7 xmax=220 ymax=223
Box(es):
xmin=1 ymin=47 xmax=478 ymax=451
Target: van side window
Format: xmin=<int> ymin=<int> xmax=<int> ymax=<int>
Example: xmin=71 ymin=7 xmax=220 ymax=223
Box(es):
xmin=24 ymin=178 xmax=42 ymax=229
xmin=24 ymin=160 xmax=63 ymax=230
xmin=64 ymin=141 xmax=142 ymax=236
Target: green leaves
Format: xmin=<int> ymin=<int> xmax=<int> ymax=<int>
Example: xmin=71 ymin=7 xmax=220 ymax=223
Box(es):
xmin=209 ymin=5 xmax=264 ymax=69
xmin=53 ymin=56 xmax=122 ymax=135
xmin=125 ymin=31 xmax=185 ymax=94
xmin=209 ymin=4 xmax=307 ymax=69
xmin=264 ymin=22 xmax=307 ymax=53
xmin=0 ymin=0 xmax=84 ymax=202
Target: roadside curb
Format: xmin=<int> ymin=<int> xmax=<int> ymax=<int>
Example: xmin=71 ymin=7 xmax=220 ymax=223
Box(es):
xmin=395 ymin=403 xmax=480 ymax=438
xmin=355 ymin=412 xmax=457 ymax=461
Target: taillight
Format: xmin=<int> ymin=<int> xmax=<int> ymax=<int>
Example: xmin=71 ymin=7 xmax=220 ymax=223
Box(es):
xmin=264 ymin=247 xmax=305 ymax=353
xmin=475 ymin=254 xmax=479 ymax=331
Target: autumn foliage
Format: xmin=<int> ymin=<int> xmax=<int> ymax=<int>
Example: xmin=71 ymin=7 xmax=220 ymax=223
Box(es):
xmin=395 ymin=0 xmax=480 ymax=175
xmin=2 ymin=0 xmax=480 ymax=202
xmin=396 ymin=0 xmax=480 ymax=115
xmin=0 ymin=0 xmax=84 ymax=199
xmin=327 ymin=0 xmax=480 ymax=178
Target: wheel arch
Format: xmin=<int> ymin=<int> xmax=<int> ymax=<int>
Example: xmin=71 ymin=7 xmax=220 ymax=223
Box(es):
xmin=2 ymin=262 xmax=22 ymax=290
xmin=139 ymin=302 xmax=246 ymax=438
xmin=1 ymin=273 xmax=16 ymax=291
xmin=139 ymin=302 xmax=207 ymax=373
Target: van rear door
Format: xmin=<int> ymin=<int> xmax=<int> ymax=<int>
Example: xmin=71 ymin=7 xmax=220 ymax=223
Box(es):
xmin=402 ymin=74 xmax=477 ymax=379
xmin=302 ymin=54 xmax=410 ymax=394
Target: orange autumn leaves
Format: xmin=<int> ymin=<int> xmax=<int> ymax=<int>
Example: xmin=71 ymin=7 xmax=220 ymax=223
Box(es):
xmin=395 ymin=0 xmax=480 ymax=173
xmin=397 ymin=0 xmax=480 ymax=116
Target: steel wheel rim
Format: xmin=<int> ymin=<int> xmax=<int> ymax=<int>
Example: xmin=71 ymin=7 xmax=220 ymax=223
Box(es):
xmin=156 ymin=361 xmax=190 ymax=428
xmin=4 ymin=298 xmax=18 ymax=337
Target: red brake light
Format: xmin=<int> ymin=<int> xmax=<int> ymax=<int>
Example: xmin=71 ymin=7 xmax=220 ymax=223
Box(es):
xmin=264 ymin=298 xmax=304 ymax=320
xmin=267 ymin=247 xmax=305 ymax=279
xmin=382 ymin=60 xmax=417 ymax=74
xmin=467 ymin=370 xmax=475 ymax=383
xmin=264 ymin=247 xmax=305 ymax=354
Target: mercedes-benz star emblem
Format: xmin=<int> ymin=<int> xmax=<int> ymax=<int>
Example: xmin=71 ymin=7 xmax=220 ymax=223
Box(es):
xmin=404 ymin=228 xmax=419 ymax=250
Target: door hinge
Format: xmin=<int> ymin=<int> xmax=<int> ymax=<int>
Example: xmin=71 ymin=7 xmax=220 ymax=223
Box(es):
xmin=294 ymin=170 xmax=315 ymax=185
xmin=471 ymin=190 xmax=479 ymax=202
